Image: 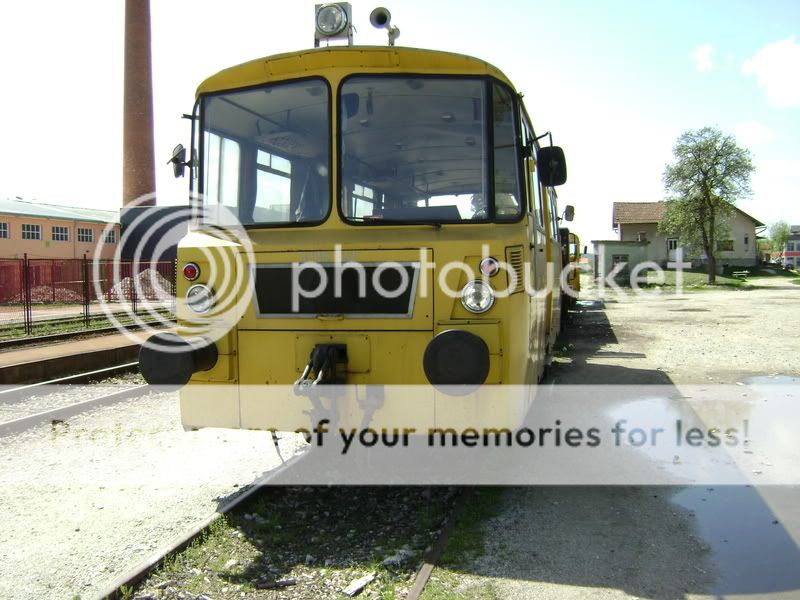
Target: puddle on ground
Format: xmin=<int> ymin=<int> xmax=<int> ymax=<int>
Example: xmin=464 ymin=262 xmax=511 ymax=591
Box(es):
xmin=575 ymin=300 xmax=602 ymax=308
xmin=671 ymin=375 xmax=800 ymax=595
xmin=672 ymin=486 xmax=800 ymax=595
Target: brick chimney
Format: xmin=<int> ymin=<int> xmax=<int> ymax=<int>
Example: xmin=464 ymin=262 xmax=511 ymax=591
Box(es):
xmin=122 ymin=0 xmax=156 ymax=207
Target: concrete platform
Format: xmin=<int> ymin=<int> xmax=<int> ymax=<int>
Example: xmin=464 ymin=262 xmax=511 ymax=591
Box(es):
xmin=0 ymin=331 xmax=149 ymax=385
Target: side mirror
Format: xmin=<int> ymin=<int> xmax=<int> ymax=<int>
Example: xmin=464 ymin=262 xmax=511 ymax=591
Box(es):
xmin=168 ymin=144 xmax=187 ymax=178
xmin=537 ymin=146 xmax=567 ymax=187
xmin=564 ymin=204 xmax=575 ymax=222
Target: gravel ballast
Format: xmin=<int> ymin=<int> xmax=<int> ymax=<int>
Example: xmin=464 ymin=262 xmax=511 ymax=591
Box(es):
xmin=0 ymin=387 xmax=306 ymax=600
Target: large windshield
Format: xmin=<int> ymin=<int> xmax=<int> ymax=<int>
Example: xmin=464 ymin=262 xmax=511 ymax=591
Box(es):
xmin=200 ymin=78 xmax=330 ymax=226
xmin=340 ymin=77 xmax=522 ymax=224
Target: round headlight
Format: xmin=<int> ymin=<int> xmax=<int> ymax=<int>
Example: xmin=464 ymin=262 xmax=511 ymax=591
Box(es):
xmin=460 ymin=280 xmax=495 ymax=314
xmin=186 ymin=284 xmax=214 ymax=314
xmin=316 ymin=4 xmax=347 ymax=35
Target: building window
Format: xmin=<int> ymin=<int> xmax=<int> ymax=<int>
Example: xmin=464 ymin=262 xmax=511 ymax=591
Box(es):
xmin=77 ymin=228 xmax=93 ymax=243
xmin=22 ymin=224 xmax=41 ymax=240
xmin=667 ymin=238 xmax=678 ymax=251
xmin=0 ymin=222 xmax=8 ymax=239
xmin=744 ymin=234 xmax=749 ymax=246
xmin=104 ymin=230 xmax=116 ymax=244
xmin=52 ymin=226 xmax=69 ymax=241
xmin=717 ymin=239 xmax=734 ymax=252
xmin=788 ymin=242 xmax=796 ymax=252
xmin=637 ymin=231 xmax=647 ymax=242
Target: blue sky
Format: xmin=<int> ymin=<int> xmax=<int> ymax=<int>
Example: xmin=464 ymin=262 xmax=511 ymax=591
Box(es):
xmin=0 ymin=0 xmax=797 ymax=243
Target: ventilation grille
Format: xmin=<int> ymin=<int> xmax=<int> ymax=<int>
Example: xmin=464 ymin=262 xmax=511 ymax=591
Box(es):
xmin=505 ymin=245 xmax=524 ymax=295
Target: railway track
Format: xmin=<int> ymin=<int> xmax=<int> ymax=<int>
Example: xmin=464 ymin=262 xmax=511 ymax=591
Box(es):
xmin=97 ymin=443 xmax=468 ymax=600
xmin=102 ymin=476 xmax=467 ymax=600
xmin=0 ymin=318 xmax=174 ymax=350
xmin=1 ymin=366 xmax=465 ymax=599
xmin=99 ymin=447 xmax=314 ymax=600
xmin=0 ymin=363 xmax=147 ymax=437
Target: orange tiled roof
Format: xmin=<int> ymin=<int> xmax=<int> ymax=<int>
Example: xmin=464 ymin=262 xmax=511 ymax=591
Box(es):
xmin=612 ymin=201 xmax=764 ymax=228
xmin=612 ymin=202 xmax=666 ymax=227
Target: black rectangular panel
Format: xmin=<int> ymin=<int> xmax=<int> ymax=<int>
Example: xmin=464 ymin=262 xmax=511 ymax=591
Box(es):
xmin=254 ymin=264 xmax=417 ymax=317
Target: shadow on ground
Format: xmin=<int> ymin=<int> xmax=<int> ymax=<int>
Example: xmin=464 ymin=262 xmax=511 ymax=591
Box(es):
xmin=434 ymin=299 xmax=800 ymax=599
xmin=173 ymin=300 xmax=800 ymax=599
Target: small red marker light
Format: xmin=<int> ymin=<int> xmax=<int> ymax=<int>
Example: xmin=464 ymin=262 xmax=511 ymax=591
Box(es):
xmin=479 ymin=257 xmax=500 ymax=277
xmin=182 ymin=262 xmax=200 ymax=281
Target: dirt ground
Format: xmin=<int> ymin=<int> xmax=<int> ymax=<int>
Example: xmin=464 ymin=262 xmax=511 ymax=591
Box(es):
xmin=426 ymin=278 xmax=800 ymax=599
xmin=553 ymin=278 xmax=800 ymax=385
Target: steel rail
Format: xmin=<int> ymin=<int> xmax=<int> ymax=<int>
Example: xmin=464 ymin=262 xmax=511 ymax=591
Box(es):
xmin=0 ymin=362 xmax=140 ymax=401
xmin=406 ymin=489 xmax=469 ymax=600
xmin=98 ymin=446 xmax=313 ymax=600
xmin=0 ymin=320 xmax=174 ymax=350
xmin=0 ymin=379 xmax=150 ymax=437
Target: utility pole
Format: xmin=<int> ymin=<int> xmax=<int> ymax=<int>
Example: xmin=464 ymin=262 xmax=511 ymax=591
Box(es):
xmin=122 ymin=0 xmax=156 ymax=207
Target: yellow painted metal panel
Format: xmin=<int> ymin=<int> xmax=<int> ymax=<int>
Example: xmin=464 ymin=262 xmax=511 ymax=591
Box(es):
xmin=197 ymin=47 xmax=513 ymax=96
xmin=180 ymin=384 xmax=239 ymax=430
xmin=238 ymin=385 xmax=437 ymax=433
xmin=238 ymin=330 xmax=430 ymax=386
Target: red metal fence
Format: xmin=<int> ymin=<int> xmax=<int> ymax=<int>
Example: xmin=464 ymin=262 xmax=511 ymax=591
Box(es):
xmin=0 ymin=256 xmax=176 ymax=337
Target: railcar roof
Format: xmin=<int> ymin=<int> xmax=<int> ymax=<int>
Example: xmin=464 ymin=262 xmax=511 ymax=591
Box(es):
xmin=196 ymin=46 xmax=515 ymax=95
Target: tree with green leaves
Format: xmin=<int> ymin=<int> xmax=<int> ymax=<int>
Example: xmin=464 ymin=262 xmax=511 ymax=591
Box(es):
xmin=660 ymin=127 xmax=755 ymax=283
xmin=769 ymin=220 xmax=791 ymax=253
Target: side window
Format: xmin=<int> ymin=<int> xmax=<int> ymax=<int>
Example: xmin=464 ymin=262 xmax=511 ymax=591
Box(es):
xmin=492 ymin=83 xmax=521 ymax=220
xmin=203 ymin=132 xmax=241 ymax=209
xmin=520 ymin=115 xmax=544 ymax=228
xmin=549 ymin=190 xmax=559 ymax=240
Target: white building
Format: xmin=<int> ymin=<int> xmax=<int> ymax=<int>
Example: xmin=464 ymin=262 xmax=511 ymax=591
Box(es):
xmin=783 ymin=225 xmax=800 ymax=269
xmin=611 ymin=201 xmax=764 ymax=268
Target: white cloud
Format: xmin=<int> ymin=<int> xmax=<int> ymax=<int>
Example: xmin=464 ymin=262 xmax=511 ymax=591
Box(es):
xmin=742 ymin=36 xmax=800 ymax=108
xmin=689 ymin=43 xmax=714 ymax=72
xmin=733 ymin=120 xmax=776 ymax=147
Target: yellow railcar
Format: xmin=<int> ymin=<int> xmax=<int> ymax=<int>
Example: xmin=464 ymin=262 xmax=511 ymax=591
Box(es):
xmin=140 ymin=5 xmax=568 ymax=433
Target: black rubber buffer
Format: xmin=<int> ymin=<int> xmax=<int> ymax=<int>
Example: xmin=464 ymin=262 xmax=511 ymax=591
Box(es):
xmin=423 ymin=329 xmax=490 ymax=386
xmin=139 ymin=332 xmax=218 ymax=386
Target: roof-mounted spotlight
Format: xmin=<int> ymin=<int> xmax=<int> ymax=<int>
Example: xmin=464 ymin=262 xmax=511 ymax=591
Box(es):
xmin=370 ymin=7 xmax=400 ymax=46
xmin=314 ymin=3 xmax=354 ymax=47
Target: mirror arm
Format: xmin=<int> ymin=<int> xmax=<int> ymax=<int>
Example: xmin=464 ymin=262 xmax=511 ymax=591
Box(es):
xmin=534 ymin=131 xmax=553 ymax=146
